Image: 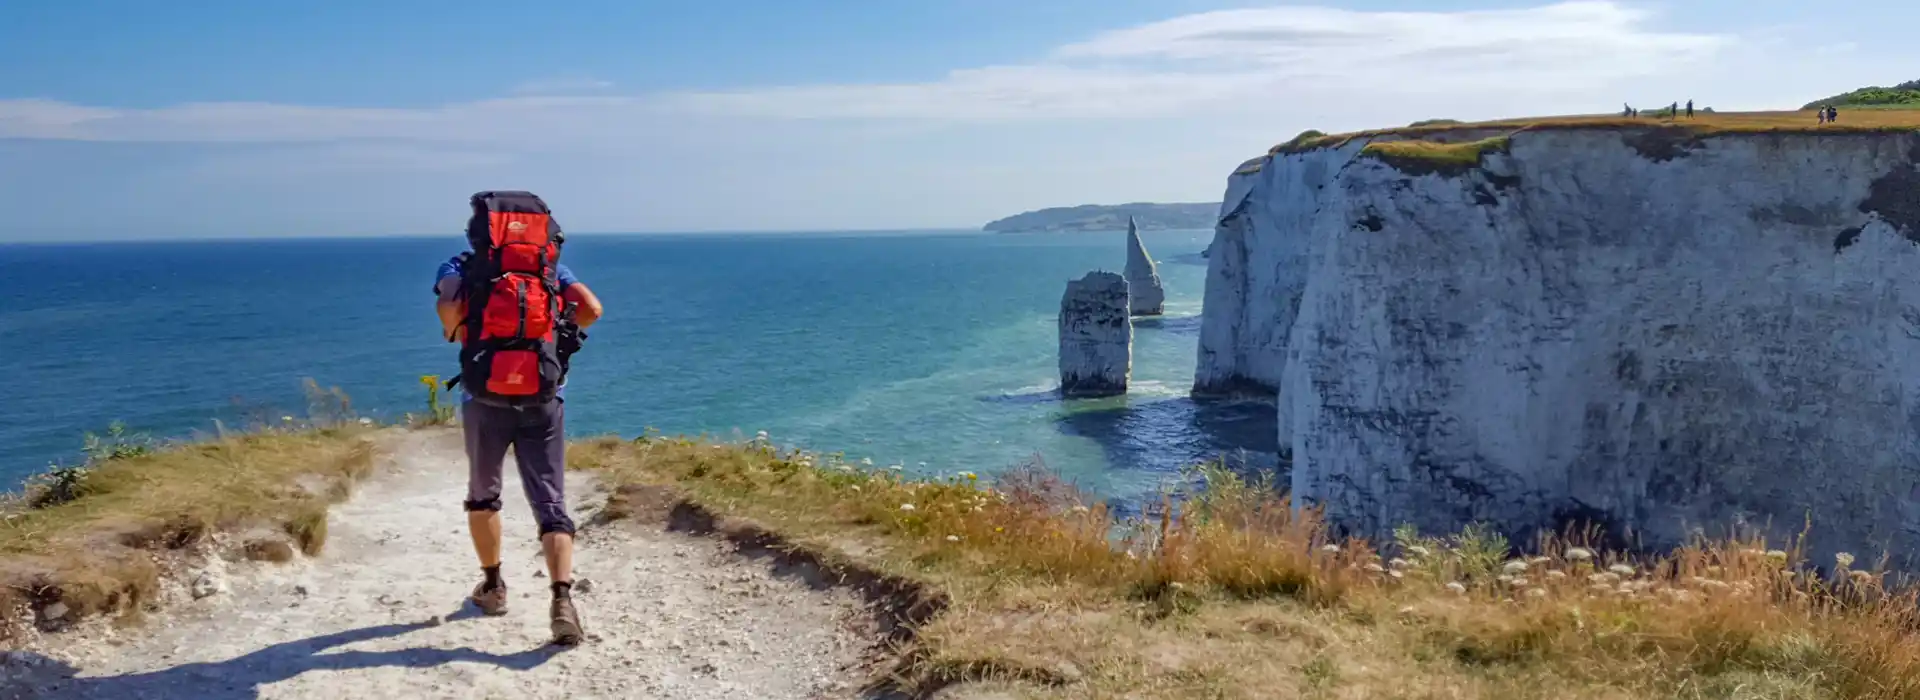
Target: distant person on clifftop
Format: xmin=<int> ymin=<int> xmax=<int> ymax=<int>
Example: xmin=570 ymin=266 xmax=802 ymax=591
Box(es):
xmin=434 ymin=191 xmax=604 ymax=647
xmin=1819 ymin=107 xmax=1828 ymax=124
xmin=1829 ymin=106 xmax=1840 ymax=123
xmin=1686 ymin=100 xmax=1694 ymax=118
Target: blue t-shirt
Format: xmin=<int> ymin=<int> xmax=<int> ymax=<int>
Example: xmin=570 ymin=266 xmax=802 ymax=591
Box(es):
xmin=434 ymin=255 xmax=582 ymax=401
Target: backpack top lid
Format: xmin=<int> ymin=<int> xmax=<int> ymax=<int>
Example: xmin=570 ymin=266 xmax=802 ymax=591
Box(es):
xmin=466 ymin=190 xmax=564 ymax=252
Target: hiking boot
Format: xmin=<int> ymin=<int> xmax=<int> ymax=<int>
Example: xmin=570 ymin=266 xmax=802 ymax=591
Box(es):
xmin=470 ymin=580 xmax=508 ymax=616
xmin=550 ymin=595 xmax=584 ymax=646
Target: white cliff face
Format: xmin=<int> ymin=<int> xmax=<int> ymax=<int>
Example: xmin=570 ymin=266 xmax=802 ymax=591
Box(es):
xmin=1060 ymin=271 xmax=1132 ymax=397
xmin=1198 ymin=127 xmax=1920 ymax=565
xmin=1125 ymin=217 xmax=1167 ymax=316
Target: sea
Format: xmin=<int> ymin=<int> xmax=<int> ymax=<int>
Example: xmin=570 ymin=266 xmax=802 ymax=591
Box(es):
xmin=0 ymin=230 xmax=1275 ymax=506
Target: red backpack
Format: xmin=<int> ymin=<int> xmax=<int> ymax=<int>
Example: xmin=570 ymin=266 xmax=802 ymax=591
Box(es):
xmin=459 ymin=191 xmax=565 ymax=406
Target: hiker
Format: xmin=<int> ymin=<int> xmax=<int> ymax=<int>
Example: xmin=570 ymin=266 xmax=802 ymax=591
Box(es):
xmin=1829 ymin=106 xmax=1839 ymax=123
xmin=1623 ymin=103 xmax=1633 ymax=118
xmin=1819 ymin=106 xmax=1828 ymax=124
xmin=1686 ymin=100 xmax=1694 ymax=118
xmin=433 ymin=190 xmax=604 ymax=646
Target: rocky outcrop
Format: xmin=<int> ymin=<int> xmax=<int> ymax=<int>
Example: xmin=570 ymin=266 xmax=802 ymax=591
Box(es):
xmin=1060 ymin=271 xmax=1131 ymax=397
xmin=1125 ymin=217 xmax=1166 ymax=316
xmin=1197 ymin=125 xmax=1920 ymax=566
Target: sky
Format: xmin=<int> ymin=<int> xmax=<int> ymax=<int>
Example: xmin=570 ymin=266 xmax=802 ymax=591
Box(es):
xmin=0 ymin=0 xmax=1912 ymax=241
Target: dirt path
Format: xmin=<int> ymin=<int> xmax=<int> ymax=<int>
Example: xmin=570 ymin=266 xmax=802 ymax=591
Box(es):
xmin=3 ymin=430 xmax=878 ymax=699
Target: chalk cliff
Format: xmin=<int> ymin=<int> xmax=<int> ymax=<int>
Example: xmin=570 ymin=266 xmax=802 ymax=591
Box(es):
xmin=1196 ymin=125 xmax=1920 ymax=565
xmin=1125 ymin=217 xmax=1167 ymax=316
xmin=1060 ymin=271 xmax=1132 ymax=397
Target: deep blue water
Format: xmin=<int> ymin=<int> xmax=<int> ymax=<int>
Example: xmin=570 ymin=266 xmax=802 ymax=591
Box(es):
xmin=0 ymin=230 xmax=1273 ymax=503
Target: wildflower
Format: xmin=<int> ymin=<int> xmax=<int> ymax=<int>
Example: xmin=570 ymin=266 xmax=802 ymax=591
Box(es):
xmin=1608 ymin=564 xmax=1636 ymax=577
xmin=1850 ymin=570 xmax=1874 ymax=583
xmin=1445 ymin=582 xmax=1468 ymax=595
xmin=899 ymin=504 xmax=916 ymax=512
xmin=1388 ymin=570 xmax=1404 ymax=579
xmin=1835 ymin=552 xmax=1856 ymax=568
xmin=1389 ymin=558 xmax=1411 ymax=570
xmin=1564 ymin=547 xmax=1595 ymax=562
xmin=958 ymin=471 xmax=978 ymax=481
xmin=1364 ymin=563 xmax=1387 ymax=574
xmin=755 ymin=430 xmax=769 ymax=440
xmin=418 ymin=375 xmax=438 ymax=387
xmin=1168 ymin=582 xmax=1185 ymax=591
xmin=889 ymin=464 xmax=904 ymax=472
xmin=837 ymin=465 xmax=856 ymax=473
xmin=1526 ymin=588 xmax=1548 ymax=599
xmin=1070 ymin=505 xmax=1090 ymax=514
xmin=1765 ymin=550 xmax=1789 ymax=565
xmin=1529 ymin=556 xmax=1552 ymax=566
xmin=1510 ymin=577 xmax=1530 ymax=588
xmin=1321 ymin=544 xmax=1342 ymax=554
xmin=357 ymin=417 xmax=373 ymax=426
xmin=1502 ymin=560 xmax=1530 ymax=575
xmin=861 ymin=458 xmax=874 ymax=466
xmin=1545 ymin=571 xmax=1567 ymax=581
xmin=946 ymin=535 xmax=961 ymax=543
xmin=849 ymin=486 xmax=861 ymax=492
xmin=1407 ymin=545 xmax=1432 ymax=558
xmin=1497 ymin=575 xmax=1516 ymax=586
xmin=1124 ymin=550 xmax=1137 ymax=559
xmin=281 ymin=416 xmax=294 ymax=422
xmin=1590 ymin=572 xmax=1620 ymax=585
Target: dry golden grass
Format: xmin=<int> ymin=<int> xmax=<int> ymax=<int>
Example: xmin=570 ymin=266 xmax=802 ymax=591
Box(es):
xmin=573 ymin=434 xmax=1920 ymax=699
xmin=0 ymin=427 xmax=378 ymax=636
xmin=1277 ymin=109 xmax=1920 ymax=156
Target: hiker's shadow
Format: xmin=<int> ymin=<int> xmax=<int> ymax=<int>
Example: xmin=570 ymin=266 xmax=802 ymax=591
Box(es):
xmin=9 ymin=611 xmax=562 ymax=699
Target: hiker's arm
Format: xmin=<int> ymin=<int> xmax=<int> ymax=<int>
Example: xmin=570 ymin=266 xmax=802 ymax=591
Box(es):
xmin=563 ymin=284 xmax=602 ymax=329
xmin=437 ymin=298 xmax=466 ymax=342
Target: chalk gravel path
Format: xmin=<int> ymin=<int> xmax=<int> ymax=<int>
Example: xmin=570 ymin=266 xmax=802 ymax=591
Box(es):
xmin=4 ymin=430 xmax=877 ymax=699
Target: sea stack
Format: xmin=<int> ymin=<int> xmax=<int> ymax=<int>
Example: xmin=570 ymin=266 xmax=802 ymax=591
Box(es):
xmin=1124 ymin=217 xmax=1166 ymax=316
xmin=1059 ymin=271 xmax=1131 ymax=397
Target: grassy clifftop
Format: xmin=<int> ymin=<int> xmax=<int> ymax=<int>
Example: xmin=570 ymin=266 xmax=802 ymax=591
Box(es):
xmin=573 ymin=434 xmax=1920 ymax=699
xmin=12 ymin=410 xmax=1920 ymax=698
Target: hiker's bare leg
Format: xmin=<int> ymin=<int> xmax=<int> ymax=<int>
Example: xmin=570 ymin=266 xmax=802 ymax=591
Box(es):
xmin=542 ymin=532 xmax=574 ymax=583
xmin=470 ymin=510 xmax=503 ymax=567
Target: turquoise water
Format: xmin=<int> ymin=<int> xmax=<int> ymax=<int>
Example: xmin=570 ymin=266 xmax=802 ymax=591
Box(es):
xmin=0 ymin=230 xmax=1273 ymax=504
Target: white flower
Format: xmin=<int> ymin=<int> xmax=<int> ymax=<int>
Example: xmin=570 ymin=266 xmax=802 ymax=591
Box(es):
xmin=849 ymin=486 xmax=861 ymax=492
xmin=1850 ymin=569 xmax=1874 ymax=583
xmin=1564 ymin=547 xmax=1595 ymax=562
xmin=1765 ymin=550 xmax=1789 ymax=564
xmin=945 ymin=535 xmax=961 ymax=543
xmin=1545 ymin=570 xmax=1568 ymax=580
xmin=899 ymin=504 xmax=916 ymax=511
xmin=1608 ymin=564 xmax=1636 ymax=577
xmin=1445 ymin=582 xmax=1468 ymax=595
xmin=861 ymin=458 xmax=874 ymax=466
xmin=1321 ymin=544 xmax=1342 ymax=554
xmin=1590 ymin=572 xmax=1620 ymax=585
xmin=957 ymin=471 xmax=977 ymax=480
xmin=1836 ymin=552 xmax=1856 ymax=568
xmin=1526 ymin=588 xmax=1548 ymax=599
xmin=1364 ymin=563 xmax=1387 ymax=574
xmin=1407 ymin=546 xmax=1432 ymax=558
xmin=889 ymin=464 xmax=904 ymax=472
xmin=1070 ymin=505 xmax=1090 ymax=514
xmin=1388 ymin=570 xmax=1404 ymax=579
xmin=1503 ymin=560 xmax=1531 ymax=575
xmin=1510 ymin=577 xmax=1530 ymax=588
xmin=281 ymin=416 xmax=294 ymax=422
xmin=357 ymin=417 xmax=373 ymax=425
xmin=1529 ymin=556 xmax=1552 ymax=566
xmin=1389 ymin=558 xmax=1411 ymax=570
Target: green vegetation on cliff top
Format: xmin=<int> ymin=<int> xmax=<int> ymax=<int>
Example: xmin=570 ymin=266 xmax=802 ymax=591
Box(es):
xmin=1804 ymin=79 xmax=1920 ymax=110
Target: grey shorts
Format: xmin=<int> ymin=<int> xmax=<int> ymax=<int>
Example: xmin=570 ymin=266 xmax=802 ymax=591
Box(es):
xmin=461 ymin=398 xmax=575 ymax=536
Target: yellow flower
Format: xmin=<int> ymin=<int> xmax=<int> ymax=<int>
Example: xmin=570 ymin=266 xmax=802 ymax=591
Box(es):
xmin=420 ymin=375 xmax=440 ymax=387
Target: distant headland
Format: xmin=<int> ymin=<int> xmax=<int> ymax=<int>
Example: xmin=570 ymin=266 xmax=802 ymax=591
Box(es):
xmin=982 ymin=202 xmax=1216 ymax=233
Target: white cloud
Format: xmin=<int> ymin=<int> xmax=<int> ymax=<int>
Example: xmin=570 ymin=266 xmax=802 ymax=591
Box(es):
xmin=511 ymin=76 xmax=616 ymax=95
xmin=0 ymin=2 xmax=1736 ymax=141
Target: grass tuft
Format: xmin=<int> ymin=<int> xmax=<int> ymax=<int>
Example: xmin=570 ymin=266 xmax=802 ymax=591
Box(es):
xmin=1359 ymin=136 xmax=1511 ymax=176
